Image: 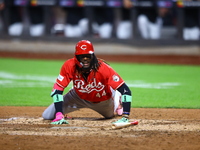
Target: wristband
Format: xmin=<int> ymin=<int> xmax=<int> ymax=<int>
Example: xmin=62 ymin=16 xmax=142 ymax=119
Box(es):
xmin=122 ymin=95 xmax=132 ymax=102
xmin=53 ymin=94 xmax=63 ymax=103
xmin=123 ymin=112 xmax=130 ymax=115
xmin=122 ymin=112 xmax=130 ymax=118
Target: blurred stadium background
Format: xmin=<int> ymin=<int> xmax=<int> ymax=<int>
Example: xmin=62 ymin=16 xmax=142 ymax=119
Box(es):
xmin=0 ymin=0 xmax=199 ymax=57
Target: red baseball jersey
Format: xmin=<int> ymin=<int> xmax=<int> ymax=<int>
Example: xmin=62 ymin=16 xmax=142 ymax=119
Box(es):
xmin=56 ymin=58 xmax=124 ymax=103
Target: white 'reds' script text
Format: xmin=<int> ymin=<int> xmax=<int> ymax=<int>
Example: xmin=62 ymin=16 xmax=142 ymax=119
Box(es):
xmin=74 ymin=78 xmax=105 ymax=93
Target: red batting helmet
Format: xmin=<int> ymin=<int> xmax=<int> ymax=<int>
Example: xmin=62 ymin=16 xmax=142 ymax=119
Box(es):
xmin=75 ymin=40 xmax=94 ymax=55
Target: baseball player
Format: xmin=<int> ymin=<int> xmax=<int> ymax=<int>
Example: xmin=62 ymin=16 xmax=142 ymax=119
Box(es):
xmin=42 ymin=40 xmax=132 ymax=125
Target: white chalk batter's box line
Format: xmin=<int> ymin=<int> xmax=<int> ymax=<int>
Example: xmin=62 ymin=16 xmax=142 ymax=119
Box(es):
xmin=0 ymin=71 xmax=180 ymax=89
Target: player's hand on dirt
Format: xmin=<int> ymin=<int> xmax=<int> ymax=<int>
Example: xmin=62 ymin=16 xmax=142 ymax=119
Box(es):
xmin=52 ymin=112 xmax=64 ymax=122
xmin=51 ymin=112 xmax=69 ymax=125
xmin=112 ymin=117 xmax=129 ymax=124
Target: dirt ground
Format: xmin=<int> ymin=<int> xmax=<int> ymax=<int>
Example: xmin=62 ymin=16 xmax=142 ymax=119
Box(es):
xmin=0 ymin=107 xmax=200 ymax=150
xmin=0 ymin=50 xmax=200 ymax=150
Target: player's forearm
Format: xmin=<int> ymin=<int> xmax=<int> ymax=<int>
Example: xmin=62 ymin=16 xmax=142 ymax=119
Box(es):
xmin=117 ymin=83 xmax=132 ymax=117
xmin=54 ymin=101 xmax=63 ymax=113
xmin=51 ymin=83 xmax=64 ymax=113
xmin=122 ymin=95 xmax=132 ymax=117
xmin=51 ymin=91 xmax=63 ymax=113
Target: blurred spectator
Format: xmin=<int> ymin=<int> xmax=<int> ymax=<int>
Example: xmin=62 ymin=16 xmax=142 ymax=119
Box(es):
xmin=62 ymin=7 xmax=86 ymax=37
xmin=0 ymin=2 xmax=5 ymax=31
xmin=91 ymin=7 xmax=114 ymax=38
xmin=183 ymin=0 xmax=200 ymax=40
xmin=0 ymin=2 xmax=4 ymax=11
xmin=28 ymin=6 xmax=45 ymax=37
xmin=7 ymin=1 xmax=45 ymax=37
xmin=8 ymin=6 xmax=23 ymax=36
xmin=51 ymin=6 xmax=66 ymax=36
xmin=137 ymin=0 xmax=170 ymax=39
xmin=118 ymin=0 xmax=170 ymax=39
xmin=63 ymin=7 xmax=114 ymax=38
xmin=116 ymin=0 xmax=133 ymax=39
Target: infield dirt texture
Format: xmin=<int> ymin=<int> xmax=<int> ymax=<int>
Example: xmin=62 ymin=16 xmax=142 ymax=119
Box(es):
xmin=0 ymin=40 xmax=200 ymax=150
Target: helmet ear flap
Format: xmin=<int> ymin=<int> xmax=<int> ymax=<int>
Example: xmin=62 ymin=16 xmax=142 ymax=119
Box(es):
xmin=74 ymin=56 xmax=83 ymax=68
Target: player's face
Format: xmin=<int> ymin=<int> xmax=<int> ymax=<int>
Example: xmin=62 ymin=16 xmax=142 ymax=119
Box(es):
xmin=78 ymin=54 xmax=93 ymax=69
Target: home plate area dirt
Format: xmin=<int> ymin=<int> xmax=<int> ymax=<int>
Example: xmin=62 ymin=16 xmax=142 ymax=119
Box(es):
xmin=0 ymin=107 xmax=200 ymax=150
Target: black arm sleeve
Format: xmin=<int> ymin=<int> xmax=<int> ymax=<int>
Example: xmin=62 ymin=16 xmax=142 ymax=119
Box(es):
xmin=117 ymin=83 xmax=131 ymax=96
xmin=54 ymin=101 xmax=63 ymax=114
